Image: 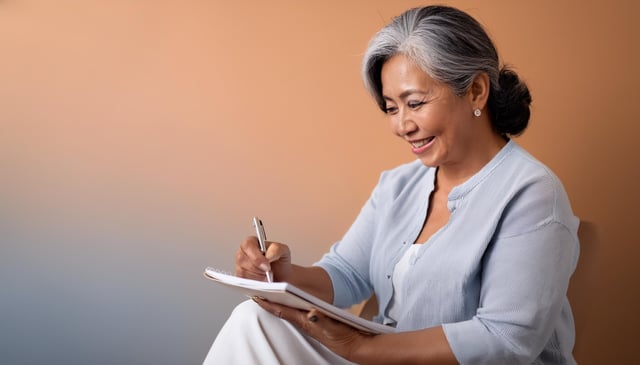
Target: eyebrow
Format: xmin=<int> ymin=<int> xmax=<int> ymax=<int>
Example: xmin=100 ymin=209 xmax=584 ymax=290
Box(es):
xmin=382 ymin=89 xmax=428 ymax=102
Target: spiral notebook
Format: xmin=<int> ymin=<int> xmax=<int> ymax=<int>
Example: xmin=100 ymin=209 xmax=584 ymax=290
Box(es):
xmin=203 ymin=267 xmax=394 ymax=334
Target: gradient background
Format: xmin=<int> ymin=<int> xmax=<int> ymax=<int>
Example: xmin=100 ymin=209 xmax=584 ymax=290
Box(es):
xmin=1 ymin=1 xmax=638 ymax=364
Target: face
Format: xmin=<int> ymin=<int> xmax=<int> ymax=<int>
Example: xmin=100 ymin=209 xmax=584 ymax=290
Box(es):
xmin=381 ymin=54 xmax=476 ymax=169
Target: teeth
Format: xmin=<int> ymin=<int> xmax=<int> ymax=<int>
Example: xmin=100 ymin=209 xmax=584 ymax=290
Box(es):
xmin=411 ymin=138 xmax=430 ymax=148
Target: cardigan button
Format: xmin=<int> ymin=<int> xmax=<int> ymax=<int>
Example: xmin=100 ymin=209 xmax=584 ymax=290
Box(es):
xmin=447 ymin=201 xmax=457 ymax=212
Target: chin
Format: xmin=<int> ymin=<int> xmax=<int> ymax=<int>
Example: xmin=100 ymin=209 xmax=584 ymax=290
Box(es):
xmin=418 ymin=157 xmax=439 ymax=168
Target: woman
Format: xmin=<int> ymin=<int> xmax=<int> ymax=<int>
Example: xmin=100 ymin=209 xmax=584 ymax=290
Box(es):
xmin=203 ymin=5 xmax=579 ymax=364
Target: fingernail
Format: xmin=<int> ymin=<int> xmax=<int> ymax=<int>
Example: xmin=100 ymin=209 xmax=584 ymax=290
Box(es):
xmin=308 ymin=315 xmax=318 ymax=322
xmin=259 ymin=263 xmax=270 ymax=272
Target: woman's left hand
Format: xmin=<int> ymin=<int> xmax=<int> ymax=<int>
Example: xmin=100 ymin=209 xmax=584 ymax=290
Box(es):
xmin=252 ymin=297 xmax=370 ymax=361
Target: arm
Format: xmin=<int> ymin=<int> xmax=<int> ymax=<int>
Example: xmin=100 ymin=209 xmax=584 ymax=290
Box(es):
xmin=288 ymin=264 xmax=334 ymax=303
xmin=255 ymin=221 xmax=577 ymax=364
xmin=352 ymin=326 xmax=457 ymax=365
xmin=442 ymin=222 xmax=579 ymax=364
xmin=254 ymin=298 xmax=457 ymax=364
xmin=350 ymin=327 xmax=458 ymax=365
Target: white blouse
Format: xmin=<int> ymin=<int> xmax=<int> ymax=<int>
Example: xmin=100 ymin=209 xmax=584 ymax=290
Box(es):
xmin=385 ymin=243 xmax=423 ymax=325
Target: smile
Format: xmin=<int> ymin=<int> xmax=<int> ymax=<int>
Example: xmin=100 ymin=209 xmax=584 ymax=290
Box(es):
xmin=411 ymin=136 xmax=435 ymax=148
xmin=410 ymin=136 xmax=435 ymax=154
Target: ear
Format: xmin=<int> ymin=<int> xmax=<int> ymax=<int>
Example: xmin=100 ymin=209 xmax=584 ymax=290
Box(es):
xmin=466 ymin=72 xmax=490 ymax=110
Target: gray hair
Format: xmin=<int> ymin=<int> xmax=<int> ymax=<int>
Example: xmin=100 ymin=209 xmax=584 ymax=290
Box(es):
xmin=362 ymin=6 xmax=531 ymax=135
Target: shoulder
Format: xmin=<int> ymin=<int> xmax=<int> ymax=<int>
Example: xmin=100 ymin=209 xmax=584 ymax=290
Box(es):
xmin=376 ymin=159 xmax=433 ymax=196
xmin=503 ymin=143 xmax=569 ymax=207
xmin=491 ymin=142 xmax=578 ymax=236
xmin=365 ymin=160 xmax=434 ymax=211
xmin=478 ymin=141 xmax=566 ymax=196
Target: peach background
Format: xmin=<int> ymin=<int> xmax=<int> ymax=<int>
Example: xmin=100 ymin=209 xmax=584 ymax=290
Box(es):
xmin=1 ymin=1 xmax=638 ymax=364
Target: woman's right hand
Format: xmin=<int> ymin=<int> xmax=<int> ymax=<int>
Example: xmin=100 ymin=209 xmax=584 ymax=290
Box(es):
xmin=235 ymin=236 xmax=293 ymax=282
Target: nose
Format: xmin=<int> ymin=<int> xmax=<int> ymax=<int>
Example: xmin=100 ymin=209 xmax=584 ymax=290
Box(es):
xmin=395 ymin=110 xmax=416 ymax=137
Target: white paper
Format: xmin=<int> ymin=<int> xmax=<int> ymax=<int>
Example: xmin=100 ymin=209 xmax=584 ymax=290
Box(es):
xmin=204 ymin=267 xmax=394 ymax=334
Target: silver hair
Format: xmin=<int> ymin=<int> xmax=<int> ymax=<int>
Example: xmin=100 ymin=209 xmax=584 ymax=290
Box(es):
xmin=362 ymin=6 xmax=499 ymax=109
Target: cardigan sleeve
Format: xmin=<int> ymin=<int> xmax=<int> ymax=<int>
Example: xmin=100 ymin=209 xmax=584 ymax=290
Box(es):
xmin=314 ymin=178 xmax=383 ymax=308
xmin=443 ymin=221 xmax=579 ymax=364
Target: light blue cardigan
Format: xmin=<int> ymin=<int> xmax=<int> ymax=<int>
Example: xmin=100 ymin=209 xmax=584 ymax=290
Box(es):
xmin=315 ymin=140 xmax=579 ymax=364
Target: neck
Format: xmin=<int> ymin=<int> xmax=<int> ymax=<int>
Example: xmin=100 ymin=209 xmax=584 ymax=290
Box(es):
xmin=437 ymin=132 xmax=507 ymax=191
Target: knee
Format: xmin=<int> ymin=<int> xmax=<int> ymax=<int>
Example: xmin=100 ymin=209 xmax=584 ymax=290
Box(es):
xmin=232 ymin=299 xmax=262 ymax=317
xmin=229 ymin=299 xmax=274 ymax=325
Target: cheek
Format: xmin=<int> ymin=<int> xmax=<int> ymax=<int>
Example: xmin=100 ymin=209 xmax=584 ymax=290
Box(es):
xmin=415 ymin=109 xmax=444 ymax=131
xmin=433 ymin=106 xmax=467 ymax=132
xmin=442 ymin=116 xmax=474 ymax=143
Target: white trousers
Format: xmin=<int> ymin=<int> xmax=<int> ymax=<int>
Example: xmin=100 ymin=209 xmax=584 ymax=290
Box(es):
xmin=202 ymin=300 xmax=357 ymax=365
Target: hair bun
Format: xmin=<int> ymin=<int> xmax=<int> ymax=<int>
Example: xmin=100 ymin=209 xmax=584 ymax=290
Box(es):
xmin=488 ymin=67 xmax=532 ymax=136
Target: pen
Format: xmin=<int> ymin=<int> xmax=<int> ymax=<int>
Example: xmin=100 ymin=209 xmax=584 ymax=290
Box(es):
xmin=252 ymin=216 xmax=274 ymax=283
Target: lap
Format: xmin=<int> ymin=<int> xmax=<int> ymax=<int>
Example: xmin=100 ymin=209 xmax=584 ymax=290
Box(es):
xmin=203 ymin=300 xmax=356 ymax=365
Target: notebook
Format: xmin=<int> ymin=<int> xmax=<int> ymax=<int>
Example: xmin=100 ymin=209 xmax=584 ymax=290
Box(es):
xmin=204 ymin=267 xmax=394 ymax=334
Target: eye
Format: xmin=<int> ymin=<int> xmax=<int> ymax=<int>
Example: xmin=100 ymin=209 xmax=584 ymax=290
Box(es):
xmin=384 ymin=105 xmax=398 ymax=115
xmin=407 ymin=100 xmax=426 ymax=109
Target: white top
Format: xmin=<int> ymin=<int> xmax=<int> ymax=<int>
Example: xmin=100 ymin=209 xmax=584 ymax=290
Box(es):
xmin=385 ymin=243 xmax=422 ymax=325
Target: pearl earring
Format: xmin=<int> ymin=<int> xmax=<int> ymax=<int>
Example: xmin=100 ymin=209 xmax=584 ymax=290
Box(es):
xmin=473 ymin=108 xmax=482 ymax=117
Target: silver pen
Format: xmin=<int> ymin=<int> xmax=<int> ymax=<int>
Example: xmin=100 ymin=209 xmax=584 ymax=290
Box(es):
xmin=252 ymin=216 xmax=274 ymax=283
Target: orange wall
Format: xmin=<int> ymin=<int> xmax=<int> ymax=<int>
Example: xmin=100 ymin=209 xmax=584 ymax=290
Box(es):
xmin=1 ymin=1 xmax=638 ymax=363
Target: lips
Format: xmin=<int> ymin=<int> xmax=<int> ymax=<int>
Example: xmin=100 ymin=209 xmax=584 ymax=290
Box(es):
xmin=410 ymin=136 xmax=434 ymax=148
xmin=410 ymin=136 xmax=435 ymax=154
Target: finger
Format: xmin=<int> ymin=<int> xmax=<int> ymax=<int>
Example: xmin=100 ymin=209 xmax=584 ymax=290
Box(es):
xmin=304 ymin=309 xmax=365 ymax=342
xmin=235 ymin=250 xmax=265 ymax=280
xmin=307 ymin=308 xmax=321 ymax=323
xmin=240 ymin=237 xmax=269 ymax=264
xmin=264 ymin=241 xmax=290 ymax=264
xmin=241 ymin=237 xmax=289 ymax=268
xmin=304 ymin=308 xmax=335 ymax=337
xmin=252 ymin=297 xmax=308 ymax=326
xmin=236 ymin=237 xmax=271 ymax=276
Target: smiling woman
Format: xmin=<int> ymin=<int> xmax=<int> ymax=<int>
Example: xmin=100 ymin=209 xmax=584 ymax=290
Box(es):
xmin=202 ymin=5 xmax=579 ymax=365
